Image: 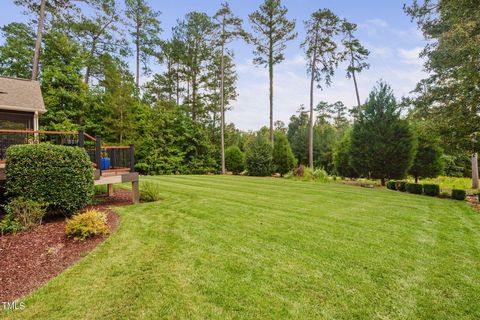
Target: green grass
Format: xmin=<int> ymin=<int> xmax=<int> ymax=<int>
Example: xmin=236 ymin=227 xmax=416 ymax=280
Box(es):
xmin=4 ymin=176 xmax=480 ymax=319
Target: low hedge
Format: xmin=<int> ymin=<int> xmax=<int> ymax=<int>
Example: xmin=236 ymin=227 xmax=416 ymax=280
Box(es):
xmin=423 ymin=184 xmax=440 ymax=197
xmin=386 ymin=181 xmax=396 ymax=190
xmin=6 ymin=144 xmax=94 ymax=215
xmin=451 ymin=189 xmax=466 ymax=201
xmin=395 ymin=181 xmax=406 ymax=192
xmin=405 ymin=183 xmax=423 ymax=194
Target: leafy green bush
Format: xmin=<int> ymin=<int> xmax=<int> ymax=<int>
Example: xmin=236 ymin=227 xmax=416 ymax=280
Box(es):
xmin=0 ymin=214 xmax=23 ymax=234
xmin=6 ymin=144 xmax=94 ymax=215
xmin=423 ymin=184 xmax=440 ymax=197
xmin=225 ymin=146 xmax=245 ymax=175
xmin=140 ymin=181 xmax=162 ymax=202
xmin=246 ymin=134 xmax=273 ymax=177
xmin=313 ymin=168 xmax=330 ymax=183
xmin=395 ymin=181 xmax=406 ymax=192
xmin=406 ymin=183 xmax=423 ymax=194
xmin=386 ymin=181 xmax=396 ymax=190
xmin=65 ymin=209 xmax=109 ymax=240
xmin=4 ymin=197 xmax=46 ymax=230
xmin=451 ymin=189 xmax=466 ymax=200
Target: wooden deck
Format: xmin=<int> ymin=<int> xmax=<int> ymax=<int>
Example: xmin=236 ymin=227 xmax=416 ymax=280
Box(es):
xmin=0 ymin=129 xmax=139 ymax=203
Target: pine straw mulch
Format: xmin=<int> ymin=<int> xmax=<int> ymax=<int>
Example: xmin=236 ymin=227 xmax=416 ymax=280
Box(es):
xmin=0 ymin=189 xmax=133 ymax=302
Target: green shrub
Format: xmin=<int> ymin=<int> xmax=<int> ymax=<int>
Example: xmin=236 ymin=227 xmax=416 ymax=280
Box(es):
xmin=4 ymin=197 xmax=46 ymax=230
xmin=406 ymin=183 xmax=423 ymax=194
xmin=65 ymin=209 xmax=109 ymax=240
xmin=451 ymin=189 xmax=466 ymax=200
xmin=0 ymin=214 xmax=23 ymax=234
xmin=313 ymin=168 xmax=330 ymax=183
xmin=386 ymin=181 xmax=396 ymax=190
xmin=246 ymin=134 xmax=273 ymax=177
xmin=6 ymin=144 xmax=94 ymax=215
xmin=395 ymin=181 xmax=406 ymax=192
xmin=423 ymin=184 xmax=440 ymax=197
xmin=140 ymin=181 xmax=162 ymax=202
xmin=272 ymin=133 xmax=296 ymax=176
xmin=225 ymin=146 xmax=245 ymax=175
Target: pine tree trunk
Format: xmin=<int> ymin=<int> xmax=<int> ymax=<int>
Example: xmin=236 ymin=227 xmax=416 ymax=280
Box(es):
xmin=220 ymin=37 xmax=226 ymax=174
xmin=351 ymin=52 xmax=361 ymax=107
xmin=472 ymin=152 xmax=479 ymax=189
xmin=269 ymin=44 xmax=274 ymax=144
xmin=135 ymin=24 xmax=140 ymax=89
xmin=31 ymin=0 xmax=46 ymax=80
xmin=308 ymin=54 xmax=317 ymax=170
xmin=381 ymin=178 xmax=385 ymax=186
xmin=176 ymin=62 xmax=180 ymax=105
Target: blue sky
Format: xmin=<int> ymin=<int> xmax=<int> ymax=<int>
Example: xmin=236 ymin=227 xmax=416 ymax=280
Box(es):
xmin=0 ymin=1 xmax=427 ymax=131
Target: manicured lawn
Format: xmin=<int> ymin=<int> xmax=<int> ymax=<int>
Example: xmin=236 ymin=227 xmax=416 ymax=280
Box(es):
xmin=4 ymin=176 xmax=480 ymax=319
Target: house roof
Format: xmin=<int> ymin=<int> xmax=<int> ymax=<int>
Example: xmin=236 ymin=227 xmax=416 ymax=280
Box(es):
xmin=0 ymin=76 xmax=46 ymax=114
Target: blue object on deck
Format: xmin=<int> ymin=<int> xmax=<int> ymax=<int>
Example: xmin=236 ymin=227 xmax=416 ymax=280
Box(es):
xmin=100 ymin=157 xmax=110 ymax=170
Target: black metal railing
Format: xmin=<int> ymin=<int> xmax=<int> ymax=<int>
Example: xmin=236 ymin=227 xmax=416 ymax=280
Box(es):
xmin=0 ymin=130 xmax=135 ymax=175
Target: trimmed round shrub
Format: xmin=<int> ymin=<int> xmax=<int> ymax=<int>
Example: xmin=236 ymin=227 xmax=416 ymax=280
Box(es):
xmin=246 ymin=134 xmax=273 ymax=177
xmin=6 ymin=144 xmax=94 ymax=215
xmin=395 ymin=181 xmax=406 ymax=192
xmin=386 ymin=181 xmax=397 ymax=190
xmin=451 ymin=189 xmax=466 ymax=201
xmin=423 ymin=184 xmax=440 ymax=197
xmin=406 ymin=183 xmax=423 ymax=194
xmin=225 ymin=146 xmax=245 ymax=175
xmin=65 ymin=209 xmax=109 ymax=240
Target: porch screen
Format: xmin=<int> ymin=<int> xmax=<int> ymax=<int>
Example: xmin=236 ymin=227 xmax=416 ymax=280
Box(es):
xmin=0 ymin=111 xmax=34 ymax=129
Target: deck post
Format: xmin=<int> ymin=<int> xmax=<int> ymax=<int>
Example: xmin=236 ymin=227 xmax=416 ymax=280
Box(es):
xmin=95 ymin=135 xmax=102 ymax=175
xmin=129 ymin=144 xmax=135 ymax=172
xmin=107 ymin=184 xmax=114 ymax=197
xmin=132 ymin=180 xmax=140 ymax=204
xmin=78 ymin=130 xmax=84 ymax=147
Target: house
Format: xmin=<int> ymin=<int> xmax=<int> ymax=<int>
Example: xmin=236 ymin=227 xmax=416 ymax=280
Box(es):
xmin=0 ymin=76 xmax=46 ymax=131
xmin=0 ymin=76 xmax=139 ymax=203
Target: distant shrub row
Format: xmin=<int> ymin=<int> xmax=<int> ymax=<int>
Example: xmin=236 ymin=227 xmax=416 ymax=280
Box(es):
xmin=386 ymin=180 xmax=466 ymax=200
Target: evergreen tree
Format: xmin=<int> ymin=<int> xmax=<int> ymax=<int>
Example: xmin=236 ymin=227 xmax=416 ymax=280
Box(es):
xmin=40 ymin=31 xmax=88 ymax=131
xmin=124 ymin=0 xmax=162 ymax=88
xmin=333 ymin=129 xmax=357 ymax=178
xmin=248 ymin=0 xmax=297 ymax=143
xmin=341 ymin=21 xmax=369 ymax=107
xmin=246 ymin=133 xmax=273 ymax=176
xmin=173 ymin=12 xmax=215 ymax=120
xmin=225 ymin=145 xmax=245 ymax=174
xmin=213 ymin=2 xmax=245 ymax=174
xmin=273 ymin=132 xmax=296 ymax=176
xmin=301 ymin=9 xmax=344 ymax=169
xmin=409 ymin=128 xmax=444 ymax=183
xmin=0 ymin=22 xmax=35 ymax=78
xmin=350 ymin=82 xmax=416 ymax=185
xmin=72 ymin=0 xmax=128 ymax=84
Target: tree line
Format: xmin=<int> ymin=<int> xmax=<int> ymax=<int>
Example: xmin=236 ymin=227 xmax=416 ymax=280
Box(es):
xmin=0 ymin=0 xmax=478 ymax=184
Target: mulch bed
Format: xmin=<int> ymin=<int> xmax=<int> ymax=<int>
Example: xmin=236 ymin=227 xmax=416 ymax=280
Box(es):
xmin=0 ymin=189 xmax=133 ymax=302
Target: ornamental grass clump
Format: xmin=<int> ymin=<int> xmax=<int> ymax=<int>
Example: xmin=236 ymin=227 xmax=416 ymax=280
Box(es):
xmin=65 ymin=209 xmax=109 ymax=241
xmin=140 ymin=181 xmax=162 ymax=202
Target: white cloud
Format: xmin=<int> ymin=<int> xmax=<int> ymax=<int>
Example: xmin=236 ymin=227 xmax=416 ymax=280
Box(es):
xmin=398 ymin=47 xmax=424 ymax=65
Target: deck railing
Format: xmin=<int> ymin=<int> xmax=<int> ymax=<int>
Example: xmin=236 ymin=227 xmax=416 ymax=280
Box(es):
xmin=0 ymin=129 xmax=135 ymax=174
